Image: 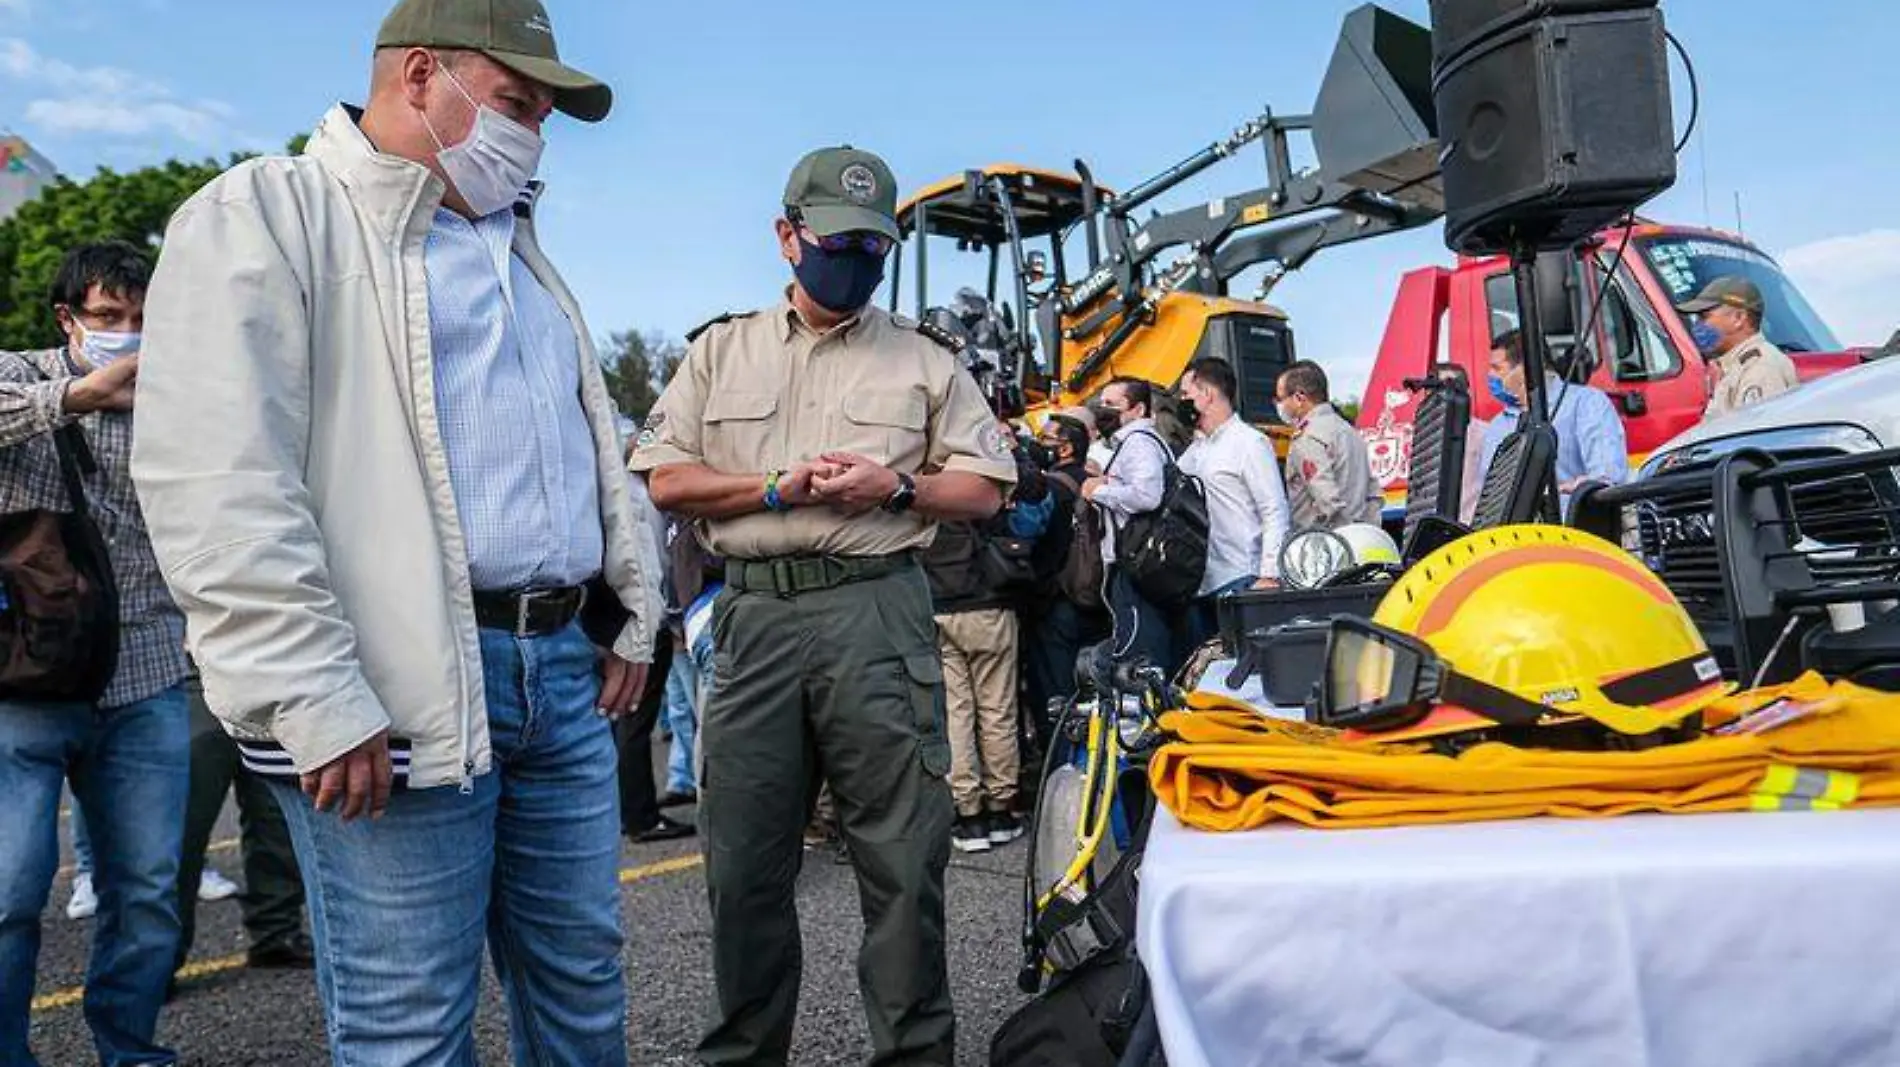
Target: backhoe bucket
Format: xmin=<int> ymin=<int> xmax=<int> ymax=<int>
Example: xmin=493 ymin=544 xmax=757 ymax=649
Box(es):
xmin=1312 ymin=4 xmax=1442 ymax=211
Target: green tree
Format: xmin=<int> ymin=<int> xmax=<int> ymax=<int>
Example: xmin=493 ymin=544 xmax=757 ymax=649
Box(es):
xmin=0 ymin=134 xmax=312 ymax=351
xmin=598 ymin=329 xmax=685 ymax=421
xmin=0 ymin=157 xmax=234 ymax=348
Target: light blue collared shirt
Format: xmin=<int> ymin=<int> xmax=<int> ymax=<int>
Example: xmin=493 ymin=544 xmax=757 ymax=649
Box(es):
xmin=425 ymin=207 xmax=603 ymax=591
xmin=1478 ymin=376 xmax=1629 ymax=513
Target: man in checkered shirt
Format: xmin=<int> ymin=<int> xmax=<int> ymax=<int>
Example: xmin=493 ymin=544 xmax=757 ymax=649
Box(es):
xmin=0 ymin=241 xmax=190 ymax=1067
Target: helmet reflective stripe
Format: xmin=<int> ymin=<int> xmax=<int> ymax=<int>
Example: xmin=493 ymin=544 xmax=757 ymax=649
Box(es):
xmin=1413 ymin=542 xmax=1675 ymax=641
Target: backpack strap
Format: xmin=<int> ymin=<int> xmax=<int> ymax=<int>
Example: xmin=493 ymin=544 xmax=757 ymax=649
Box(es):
xmin=21 ymin=355 xmax=100 ymax=521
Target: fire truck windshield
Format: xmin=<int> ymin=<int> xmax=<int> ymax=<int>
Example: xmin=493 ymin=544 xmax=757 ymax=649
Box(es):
xmin=1640 ymin=235 xmax=1842 ymax=354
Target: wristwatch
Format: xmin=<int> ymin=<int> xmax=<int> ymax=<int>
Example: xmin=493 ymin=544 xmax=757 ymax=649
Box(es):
xmin=881 ymin=472 xmax=917 ymax=515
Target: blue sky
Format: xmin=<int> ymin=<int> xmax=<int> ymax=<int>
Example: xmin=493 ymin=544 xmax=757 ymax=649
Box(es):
xmin=1 ymin=0 xmax=1894 ymax=397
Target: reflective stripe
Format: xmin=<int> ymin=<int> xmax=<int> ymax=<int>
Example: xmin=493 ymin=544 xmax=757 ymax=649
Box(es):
xmin=1749 ymin=765 xmax=1859 ymax=812
xmin=1749 ymin=794 xmax=1845 ymax=813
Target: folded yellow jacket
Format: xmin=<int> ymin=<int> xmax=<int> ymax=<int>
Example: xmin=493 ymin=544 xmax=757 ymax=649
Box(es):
xmin=1153 ymin=673 xmax=1900 ymax=831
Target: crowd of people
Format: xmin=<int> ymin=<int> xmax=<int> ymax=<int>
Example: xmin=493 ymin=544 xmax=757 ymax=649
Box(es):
xmin=0 ymin=0 xmax=1808 ymax=1064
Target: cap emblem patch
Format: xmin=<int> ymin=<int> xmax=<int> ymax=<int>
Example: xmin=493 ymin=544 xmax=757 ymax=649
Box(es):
xmin=841 ymin=163 xmax=878 ymax=204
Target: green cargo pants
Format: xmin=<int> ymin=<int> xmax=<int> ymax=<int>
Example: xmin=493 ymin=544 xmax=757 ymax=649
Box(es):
xmin=696 ymin=561 xmax=956 ymax=1067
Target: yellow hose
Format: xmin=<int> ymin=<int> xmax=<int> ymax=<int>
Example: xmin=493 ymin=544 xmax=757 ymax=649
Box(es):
xmin=1036 ymin=702 xmax=1122 ymax=912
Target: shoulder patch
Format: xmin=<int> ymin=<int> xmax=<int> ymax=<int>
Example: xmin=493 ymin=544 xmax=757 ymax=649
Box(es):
xmin=911 ymin=318 xmax=967 ymax=354
xmin=685 ymin=310 xmax=757 ymax=345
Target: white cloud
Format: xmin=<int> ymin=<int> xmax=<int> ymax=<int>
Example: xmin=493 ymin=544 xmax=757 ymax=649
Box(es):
xmin=25 ymin=98 xmax=233 ymax=143
xmin=0 ymin=36 xmax=240 ymax=147
xmin=1780 ymin=229 xmax=1900 ymax=349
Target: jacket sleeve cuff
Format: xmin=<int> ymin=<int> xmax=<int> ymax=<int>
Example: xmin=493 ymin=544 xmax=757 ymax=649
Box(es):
xmin=269 ymin=675 xmax=393 ymax=774
xmin=36 ymin=380 xmax=76 ymax=433
xmin=613 ymin=613 xmax=657 ymax=664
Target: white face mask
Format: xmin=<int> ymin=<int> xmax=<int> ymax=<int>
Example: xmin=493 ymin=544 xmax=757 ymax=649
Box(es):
xmin=70 ymin=320 xmax=141 ymax=368
xmin=1276 ymin=399 xmax=1298 ymax=426
xmin=420 ymin=64 xmax=545 ymax=218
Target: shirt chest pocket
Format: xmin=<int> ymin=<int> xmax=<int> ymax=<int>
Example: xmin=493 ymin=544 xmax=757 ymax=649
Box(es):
xmin=839 ymin=389 xmax=929 ymax=468
xmin=704 ymin=391 xmax=780 ymax=470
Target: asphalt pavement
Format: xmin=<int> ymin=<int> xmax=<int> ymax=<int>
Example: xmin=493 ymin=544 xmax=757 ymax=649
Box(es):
xmin=25 ymin=762 xmax=1036 ymax=1066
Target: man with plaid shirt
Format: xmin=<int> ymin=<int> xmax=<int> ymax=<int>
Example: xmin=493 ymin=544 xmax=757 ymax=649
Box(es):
xmin=0 ymin=241 xmax=190 ymax=1067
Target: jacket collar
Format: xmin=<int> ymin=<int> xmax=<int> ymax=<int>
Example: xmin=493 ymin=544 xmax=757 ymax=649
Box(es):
xmin=1298 ymin=402 xmax=1337 ymax=431
xmin=1722 ymin=332 xmax=1770 ymax=367
xmin=303 ymin=104 xmax=550 ymax=243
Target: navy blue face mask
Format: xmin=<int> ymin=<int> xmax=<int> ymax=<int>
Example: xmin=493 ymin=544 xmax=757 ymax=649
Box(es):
xmin=793 ymin=235 xmax=886 ymax=314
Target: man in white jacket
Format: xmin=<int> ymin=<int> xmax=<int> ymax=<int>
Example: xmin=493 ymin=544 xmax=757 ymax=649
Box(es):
xmin=131 ymin=1 xmax=661 ymax=1063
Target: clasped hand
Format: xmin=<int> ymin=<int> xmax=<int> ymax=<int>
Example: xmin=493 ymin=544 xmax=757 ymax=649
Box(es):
xmin=779 ymin=453 xmax=902 ymax=517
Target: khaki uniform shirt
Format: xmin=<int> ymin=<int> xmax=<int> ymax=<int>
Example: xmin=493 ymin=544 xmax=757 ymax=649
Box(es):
xmin=1284 ymin=402 xmax=1382 ymax=531
xmin=1705 ymin=333 xmax=1799 ymax=421
xmin=629 ymin=300 xmax=1017 ymax=559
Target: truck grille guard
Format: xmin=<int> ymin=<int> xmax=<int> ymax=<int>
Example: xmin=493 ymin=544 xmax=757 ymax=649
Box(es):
xmin=1571 ymin=446 xmax=1900 ymax=689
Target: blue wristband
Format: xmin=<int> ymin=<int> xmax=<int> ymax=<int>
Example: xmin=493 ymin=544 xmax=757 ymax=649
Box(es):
xmin=764 ymin=470 xmax=789 ymax=513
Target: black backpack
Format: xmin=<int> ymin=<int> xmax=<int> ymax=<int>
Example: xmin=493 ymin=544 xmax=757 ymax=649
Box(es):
xmin=1112 ymin=431 xmax=1209 ymax=609
xmin=1044 ymin=471 xmax=1105 ymax=612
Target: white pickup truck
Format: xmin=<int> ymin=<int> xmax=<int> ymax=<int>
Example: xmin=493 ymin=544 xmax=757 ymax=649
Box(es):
xmin=1578 ymin=356 xmax=1900 ymax=689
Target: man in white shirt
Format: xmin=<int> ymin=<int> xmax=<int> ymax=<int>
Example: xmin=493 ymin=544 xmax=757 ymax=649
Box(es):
xmin=1081 ymin=377 xmax=1177 ymax=672
xmin=1177 ymin=358 xmax=1291 ymax=651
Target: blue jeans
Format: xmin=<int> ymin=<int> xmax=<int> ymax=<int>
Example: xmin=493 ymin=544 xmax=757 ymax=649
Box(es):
xmin=1109 ymin=566 xmax=1178 ymax=676
xmin=1182 ymin=574 xmax=1256 ymax=660
xmin=0 ymin=684 xmax=190 ymax=1067
xmin=71 ymin=803 xmax=94 ymax=877
xmin=270 ymin=621 xmax=626 ymax=1067
xmin=663 ymin=648 xmax=698 ymax=795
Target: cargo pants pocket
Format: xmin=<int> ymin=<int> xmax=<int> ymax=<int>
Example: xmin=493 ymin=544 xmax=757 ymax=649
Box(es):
xmin=902 ymin=650 xmax=952 ymax=779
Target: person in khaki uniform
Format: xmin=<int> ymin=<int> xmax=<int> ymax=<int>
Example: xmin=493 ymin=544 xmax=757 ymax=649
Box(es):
xmin=632 ymin=145 xmax=1016 ymax=1067
xmin=1276 ymin=359 xmax=1382 ymax=530
xmin=1678 ymin=275 xmax=1800 ymax=421
xmin=922 ymin=423 xmax=1043 ymax=855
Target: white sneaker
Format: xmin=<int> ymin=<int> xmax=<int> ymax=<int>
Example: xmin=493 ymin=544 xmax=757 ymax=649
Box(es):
xmin=65 ymin=872 xmax=97 ymax=921
xmin=198 ymin=868 xmax=241 ymax=902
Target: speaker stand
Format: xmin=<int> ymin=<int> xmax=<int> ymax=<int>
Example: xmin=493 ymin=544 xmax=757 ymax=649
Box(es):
xmin=1508 ymin=242 xmax=1564 ymax=522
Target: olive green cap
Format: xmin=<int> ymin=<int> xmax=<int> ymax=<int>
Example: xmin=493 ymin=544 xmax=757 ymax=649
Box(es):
xmin=1676 ymin=275 xmax=1764 ymax=317
xmin=783 ymin=146 xmax=900 ymax=242
xmin=377 ymin=0 xmax=612 ymax=123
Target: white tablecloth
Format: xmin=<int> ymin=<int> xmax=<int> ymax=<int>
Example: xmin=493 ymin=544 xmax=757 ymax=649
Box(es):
xmin=1138 ymin=807 xmax=1900 ymax=1067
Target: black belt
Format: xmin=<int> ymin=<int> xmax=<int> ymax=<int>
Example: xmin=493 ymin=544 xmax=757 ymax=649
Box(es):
xmin=725 ymin=553 xmax=915 ymax=596
xmin=472 ymin=585 xmax=588 ymax=637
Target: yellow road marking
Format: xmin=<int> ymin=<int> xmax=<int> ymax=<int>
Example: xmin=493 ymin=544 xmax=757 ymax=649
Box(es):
xmin=31 ymin=852 xmax=703 ymax=1014
xmin=620 ymin=854 xmax=703 ymax=884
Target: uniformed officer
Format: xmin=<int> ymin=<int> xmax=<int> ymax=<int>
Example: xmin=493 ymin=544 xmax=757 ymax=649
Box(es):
xmin=1678 ymin=275 xmax=1800 ymax=421
xmin=1276 ymin=359 xmax=1382 ymax=530
xmin=631 ymin=145 xmax=1017 ymax=1067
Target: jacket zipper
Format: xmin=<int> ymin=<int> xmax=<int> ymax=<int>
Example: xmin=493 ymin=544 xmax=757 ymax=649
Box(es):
xmin=396 ymin=177 xmax=481 ymax=796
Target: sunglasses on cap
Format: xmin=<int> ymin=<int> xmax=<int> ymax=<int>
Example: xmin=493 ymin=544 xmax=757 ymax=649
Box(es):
xmin=1315 ymin=616 xmax=1719 ymax=735
xmin=787 ymin=210 xmax=893 ymax=257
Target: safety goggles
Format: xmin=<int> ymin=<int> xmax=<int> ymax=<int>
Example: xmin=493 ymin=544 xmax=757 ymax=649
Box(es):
xmin=1316 ymin=616 xmax=1722 ymax=735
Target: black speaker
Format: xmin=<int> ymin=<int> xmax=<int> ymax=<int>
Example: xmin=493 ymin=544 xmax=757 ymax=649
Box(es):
xmin=1434 ymin=8 xmax=1675 ymax=255
xmin=1429 ymin=0 xmax=1653 ymax=67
